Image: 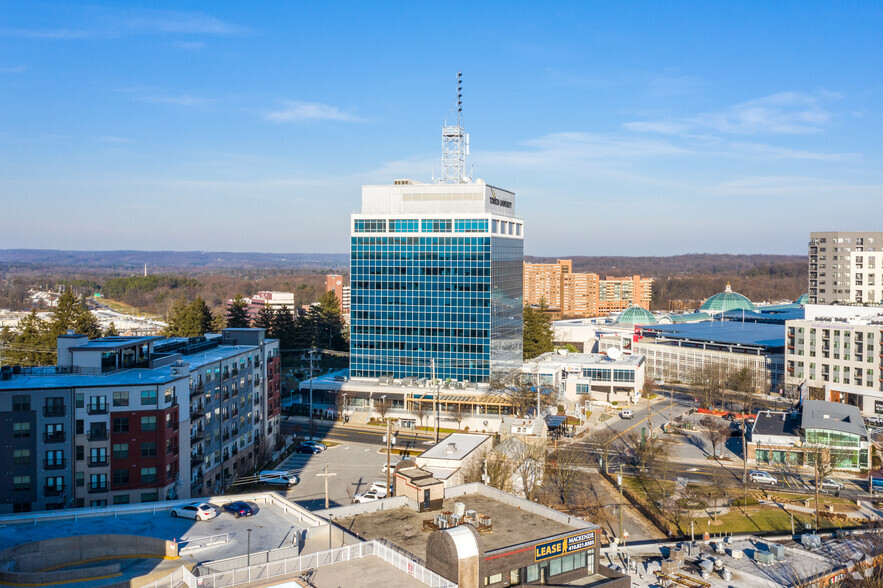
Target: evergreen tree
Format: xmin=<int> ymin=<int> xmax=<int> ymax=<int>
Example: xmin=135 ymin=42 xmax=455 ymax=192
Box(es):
xmin=192 ymin=296 xmax=215 ymax=335
xmin=50 ymin=289 xmax=101 ymax=339
xmin=253 ymin=305 xmax=275 ymax=335
xmin=273 ymin=305 xmax=297 ymax=348
xmin=5 ymin=310 xmax=53 ymax=365
xmin=226 ymin=294 xmax=250 ymax=328
xmin=302 ymin=291 xmax=347 ymax=350
xmin=164 ymin=295 xmax=191 ymax=336
xmin=523 ymin=300 xmax=554 ymax=360
xmin=104 ymin=322 xmax=119 ymax=337
xmin=211 ymin=312 xmax=226 ymax=333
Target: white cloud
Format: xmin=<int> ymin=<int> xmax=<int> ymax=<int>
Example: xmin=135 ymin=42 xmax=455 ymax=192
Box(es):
xmin=265 ymin=101 xmax=365 ymax=123
xmin=115 ymin=87 xmax=211 ymax=107
xmin=625 ymin=91 xmax=835 ymax=136
xmin=728 ymin=142 xmax=857 ymax=162
xmin=0 ymin=8 xmax=243 ymax=40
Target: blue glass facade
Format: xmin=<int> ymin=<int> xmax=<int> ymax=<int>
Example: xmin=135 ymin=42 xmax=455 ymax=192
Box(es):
xmin=350 ymin=222 xmax=522 ymax=383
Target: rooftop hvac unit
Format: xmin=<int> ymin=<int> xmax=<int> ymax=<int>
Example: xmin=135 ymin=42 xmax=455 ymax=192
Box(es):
xmin=453 ymin=502 xmax=466 ymax=517
xmin=729 ymin=549 xmax=743 ymax=559
xmin=755 ymin=551 xmax=776 ymax=564
xmin=772 ymin=543 xmax=785 ymax=560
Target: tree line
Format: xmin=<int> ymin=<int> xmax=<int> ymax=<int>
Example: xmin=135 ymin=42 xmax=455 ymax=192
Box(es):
xmin=226 ymin=291 xmax=348 ymax=351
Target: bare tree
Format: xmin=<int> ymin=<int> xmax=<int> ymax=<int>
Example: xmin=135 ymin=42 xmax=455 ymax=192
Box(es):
xmin=808 ymin=446 xmax=835 ymax=532
xmin=462 ymin=447 xmax=512 ymax=492
xmin=374 ymin=397 xmax=393 ymax=422
xmin=699 ymin=416 xmax=731 ymax=458
xmin=624 ymin=430 xmax=672 ymax=474
xmin=450 ymin=402 xmax=469 ymax=431
xmin=412 ymin=396 xmax=427 ymax=428
xmin=335 ymin=393 xmax=348 ymax=422
xmin=689 ymin=362 xmax=729 ymax=410
xmin=492 ymin=370 xmax=559 ymax=418
xmin=589 ymin=427 xmax=620 ymax=474
xmin=546 ymin=446 xmax=589 ymax=506
xmin=505 ymin=437 xmax=546 ymax=500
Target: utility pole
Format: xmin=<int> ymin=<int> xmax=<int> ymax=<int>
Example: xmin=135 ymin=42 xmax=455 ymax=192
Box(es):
xmin=741 ymin=420 xmax=748 ymax=486
xmin=317 ymin=465 xmax=336 ymax=509
xmin=431 ymin=358 xmax=439 ymax=444
xmin=618 ymin=463 xmax=624 ymax=544
xmin=308 ymin=348 xmax=316 ymax=440
xmin=386 ymin=418 xmax=392 ymax=496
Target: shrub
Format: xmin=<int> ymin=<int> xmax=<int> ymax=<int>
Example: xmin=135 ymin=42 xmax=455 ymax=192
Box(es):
xmin=732 ymin=497 xmax=760 ymax=507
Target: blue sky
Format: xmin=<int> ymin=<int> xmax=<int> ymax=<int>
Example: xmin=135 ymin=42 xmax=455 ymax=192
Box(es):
xmin=2 ymin=1 xmax=883 ymax=256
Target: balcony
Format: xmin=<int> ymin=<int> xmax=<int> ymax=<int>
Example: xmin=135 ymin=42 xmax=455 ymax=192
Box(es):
xmin=44 ymin=485 xmax=66 ymax=497
xmin=88 ymin=457 xmax=109 ymax=467
xmin=191 ymin=453 xmax=204 ymax=468
xmin=191 ymin=383 xmax=205 ymax=398
xmin=43 ymin=406 xmax=66 ymax=418
xmin=88 ymin=483 xmax=108 ymax=494
xmin=191 ymin=429 xmax=205 ymax=443
xmin=43 ymin=432 xmax=66 ymax=443
xmin=190 ymin=405 xmax=205 ymax=419
xmin=44 ymin=458 xmax=66 ymax=470
xmin=87 ymin=430 xmax=108 ymax=442
xmin=87 ymin=405 xmax=109 ymax=415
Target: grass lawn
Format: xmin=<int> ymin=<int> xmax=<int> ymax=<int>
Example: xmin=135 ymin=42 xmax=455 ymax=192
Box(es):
xmin=101 ymin=298 xmax=162 ymax=319
xmin=682 ymin=506 xmax=865 ymax=536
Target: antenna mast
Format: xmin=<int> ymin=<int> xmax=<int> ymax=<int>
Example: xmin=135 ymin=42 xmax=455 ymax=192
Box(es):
xmin=440 ymin=72 xmax=469 ymax=184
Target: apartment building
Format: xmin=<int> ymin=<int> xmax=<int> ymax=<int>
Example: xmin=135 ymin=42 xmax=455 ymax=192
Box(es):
xmin=808 ymin=231 xmax=883 ymax=304
xmin=0 ymin=328 xmax=280 ymax=513
xmin=325 ymin=274 xmax=350 ymax=314
xmin=785 ymin=304 xmax=883 ymax=415
xmin=523 ymin=259 xmax=652 ymax=317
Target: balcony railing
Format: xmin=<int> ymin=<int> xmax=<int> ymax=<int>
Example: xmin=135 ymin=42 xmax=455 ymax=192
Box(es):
xmin=191 ymin=430 xmax=205 ymax=443
xmin=43 ymin=432 xmax=66 ymax=443
xmin=87 ymin=405 xmax=109 ymax=415
xmin=191 ymin=383 xmax=205 ymax=398
xmin=88 ymin=483 xmax=108 ymax=493
xmin=88 ymin=457 xmax=109 ymax=467
xmin=44 ymin=458 xmax=66 ymax=470
xmin=87 ymin=430 xmax=108 ymax=442
xmin=190 ymin=405 xmax=205 ymax=419
xmin=44 ymin=485 xmax=66 ymax=497
xmin=43 ymin=406 xmax=66 ymax=417
xmin=191 ymin=453 xmax=204 ymax=468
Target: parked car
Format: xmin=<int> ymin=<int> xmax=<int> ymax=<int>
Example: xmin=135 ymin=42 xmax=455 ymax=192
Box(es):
xmin=620 ymin=410 xmax=634 ymax=420
xmin=866 ymin=416 xmax=883 ymax=427
xmin=170 ymin=502 xmax=217 ymax=521
xmin=722 ymin=413 xmax=736 ymax=421
xmin=381 ymin=461 xmax=400 ymax=474
xmin=353 ymin=490 xmax=384 ymax=504
xmin=302 ymin=441 xmax=327 ymax=452
xmin=369 ymin=481 xmax=390 ymax=497
xmin=223 ymin=501 xmax=256 ymax=518
xmin=749 ymin=470 xmax=778 ymax=485
xmin=295 ymin=444 xmax=322 ymax=454
xmin=258 ymin=470 xmax=300 ymax=487
xmin=818 ymin=478 xmax=845 ymax=492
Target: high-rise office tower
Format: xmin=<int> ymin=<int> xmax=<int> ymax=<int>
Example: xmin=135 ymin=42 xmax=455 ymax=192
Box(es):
xmin=349 ymin=75 xmax=523 ymax=383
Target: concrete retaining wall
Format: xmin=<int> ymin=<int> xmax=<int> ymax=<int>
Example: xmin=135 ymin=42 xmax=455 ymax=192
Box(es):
xmin=0 ymin=534 xmax=175 ymax=585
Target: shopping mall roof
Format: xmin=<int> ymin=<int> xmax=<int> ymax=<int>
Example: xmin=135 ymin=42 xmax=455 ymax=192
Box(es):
xmin=699 ymin=283 xmax=756 ymax=314
xmin=616 ymin=305 xmax=657 ymax=325
xmin=640 ymin=321 xmax=785 ymax=351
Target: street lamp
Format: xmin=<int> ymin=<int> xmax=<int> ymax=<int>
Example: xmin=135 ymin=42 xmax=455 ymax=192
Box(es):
xmin=247 ymin=528 xmax=253 ymax=567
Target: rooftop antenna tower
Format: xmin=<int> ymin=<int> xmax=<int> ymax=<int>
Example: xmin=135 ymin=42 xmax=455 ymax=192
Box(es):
xmin=440 ymin=72 xmax=470 ymax=184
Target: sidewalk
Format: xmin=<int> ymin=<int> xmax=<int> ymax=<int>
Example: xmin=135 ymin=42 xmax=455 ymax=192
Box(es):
xmin=283 ymin=414 xmax=438 ymax=441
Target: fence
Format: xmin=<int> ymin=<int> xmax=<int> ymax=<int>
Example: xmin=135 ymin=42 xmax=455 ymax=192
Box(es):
xmin=141 ymin=566 xmax=197 ymax=588
xmin=192 ymin=540 xmax=455 ymax=587
xmin=179 ymin=533 xmax=230 ymax=554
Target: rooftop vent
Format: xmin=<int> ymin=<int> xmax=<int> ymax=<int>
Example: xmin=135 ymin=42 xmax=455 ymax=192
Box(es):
xmin=445 ymin=443 xmax=457 ymax=455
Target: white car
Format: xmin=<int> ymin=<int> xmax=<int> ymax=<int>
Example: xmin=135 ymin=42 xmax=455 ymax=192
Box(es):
xmin=302 ymin=441 xmax=327 ymax=452
xmin=620 ymin=410 xmax=634 ymax=420
xmin=381 ymin=462 xmax=400 ymax=474
xmin=353 ymin=490 xmax=384 ymax=504
xmin=749 ymin=471 xmax=778 ymax=485
xmin=258 ymin=470 xmax=300 ymax=487
xmin=170 ymin=502 xmax=217 ymax=521
xmin=369 ymin=481 xmax=390 ymax=497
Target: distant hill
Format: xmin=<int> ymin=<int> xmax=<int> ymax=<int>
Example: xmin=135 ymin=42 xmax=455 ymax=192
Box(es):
xmin=0 ymin=250 xmax=349 ymax=272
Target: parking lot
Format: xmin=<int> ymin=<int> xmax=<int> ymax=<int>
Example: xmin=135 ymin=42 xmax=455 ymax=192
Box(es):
xmin=275 ymin=441 xmax=401 ymax=510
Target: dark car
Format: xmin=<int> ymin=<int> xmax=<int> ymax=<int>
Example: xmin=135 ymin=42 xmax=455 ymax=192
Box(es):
xmin=223 ymin=501 xmax=255 ymax=518
xmin=722 ymin=413 xmax=735 ymax=421
xmin=296 ymin=444 xmax=321 ymax=454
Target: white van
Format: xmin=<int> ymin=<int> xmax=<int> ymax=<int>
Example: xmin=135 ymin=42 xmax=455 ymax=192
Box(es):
xmin=258 ymin=471 xmax=300 ymax=487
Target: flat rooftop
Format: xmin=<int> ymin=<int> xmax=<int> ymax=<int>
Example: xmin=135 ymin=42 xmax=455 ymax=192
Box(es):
xmin=530 ymin=352 xmax=644 ymax=368
xmin=0 ymin=494 xmax=319 ymax=565
xmin=419 ymin=433 xmax=490 ymax=461
xmin=336 ymin=493 xmax=580 ymax=558
xmin=642 ymin=322 xmax=785 ymax=350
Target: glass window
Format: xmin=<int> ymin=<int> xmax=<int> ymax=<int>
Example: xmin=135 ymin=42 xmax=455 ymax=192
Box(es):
xmin=141 ymin=492 xmax=158 ymax=503
xmin=141 ymin=390 xmax=157 ymax=405
xmin=13 ymin=449 xmax=30 ymax=465
xmin=13 ymin=422 xmax=30 ymax=438
xmin=141 ymin=442 xmax=157 ymax=457
xmin=421 ymin=219 xmax=452 ymax=232
xmin=113 ymin=443 xmax=129 ymax=459
xmin=354 ymin=219 xmax=386 ymax=233
xmin=141 ymin=467 xmax=157 ymax=483
xmin=389 ymin=219 xmax=419 ymax=233
xmin=113 ymin=495 xmax=130 ymax=505
xmin=141 ymin=416 xmax=156 ymax=432
xmin=12 ymin=395 xmax=30 ymax=411
xmin=113 ymin=417 xmax=129 ymax=433
xmin=13 ymin=476 xmax=31 ymax=491
xmin=113 ymin=470 xmax=129 ymax=485
xmin=75 ymin=393 xmax=84 ymax=408
xmin=113 ymin=391 xmax=129 ymax=406
xmin=550 ymin=557 xmax=562 ymax=576
xmin=525 ymin=564 xmax=539 ymax=583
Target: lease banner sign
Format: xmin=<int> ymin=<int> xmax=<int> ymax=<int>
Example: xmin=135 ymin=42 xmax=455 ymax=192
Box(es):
xmin=534 ymin=531 xmax=596 ymax=562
